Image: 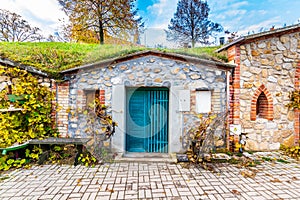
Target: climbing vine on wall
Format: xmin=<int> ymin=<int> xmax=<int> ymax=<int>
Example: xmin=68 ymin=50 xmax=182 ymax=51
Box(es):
xmin=287 ymin=90 xmax=300 ymax=110
xmin=0 ymin=66 xmax=56 ymax=148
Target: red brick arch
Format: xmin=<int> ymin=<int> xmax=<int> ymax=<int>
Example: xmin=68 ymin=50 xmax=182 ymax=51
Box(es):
xmin=250 ymin=85 xmax=274 ymax=121
xmin=294 ymin=64 xmax=300 ymax=145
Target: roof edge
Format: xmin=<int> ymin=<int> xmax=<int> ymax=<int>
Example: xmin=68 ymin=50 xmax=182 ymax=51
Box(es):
xmin=0 ymin=57 xmax=48 ymax=77
xmin=61 ymin=50 xmax=235 ymax=74
xmin=215 ymin=37 xmax=245 ymax=53
xmin=216 ymin=23 xmax=300 ymax=53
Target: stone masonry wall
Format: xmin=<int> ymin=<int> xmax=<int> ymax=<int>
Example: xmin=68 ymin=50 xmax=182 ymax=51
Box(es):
xmin=67 ymin=55 xmax=228 ymax=143
xmin=239 ymin=32 xmax=300 ymax=150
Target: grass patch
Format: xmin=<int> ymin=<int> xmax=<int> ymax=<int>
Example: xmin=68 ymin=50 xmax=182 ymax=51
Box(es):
xmin=0 ymin=42 xmax=145 ymax=74
xmin=0 ymin=42 xmax=227 ymax=75
xmin=262 ymin=157 xmax=272 ymax=161
xmin=0 ymin=175 xmax=10 ymax=182
xmin=276 ymin=159 xmax=290 ymax=164
xmin=164 ymin=46 xmax=228 ymax=62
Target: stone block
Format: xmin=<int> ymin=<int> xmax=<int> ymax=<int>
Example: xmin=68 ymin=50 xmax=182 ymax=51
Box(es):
xmin=281 ymin=130 xmax=293 ymax=138
xmin=245 ymin=140 xmax=259 ymax=151
xmin=280 ymin=35 xmax=289 ymax=43
xmin=251 ymin=50 xmax=260 ymax=56
xmin=269 ymin=143 xmax=280 ymax=150
xmin=261 ymin=59 xmax=269 ymax=65
xmin=143 ymin=68 xmax=150 ymax=73
xmin=242 ymin=71 xmax=252 ymax=77
xmin=190 ymin=74 xmax=201 ymax=80
xmin=287 ymin=111 xmax=294 ymax=121
xmin=258 ymin=42 xmax=266 ymax=49
xmin=178 ymin=74 xmax=187 ymax=80
xmin=266 ymin=122 xmax=277 ymax=129
xmin=259 ymin=142 xmax=269 ymax=151
xmin=276 ymin=41 xmax=286 ymax=51
xmin=171 ymin=68 xmax=180 ymax=75
xmin=267 ymin=76 xmax=277 ymax=83
xmin=282 ymin=134 xmax=295 ymax=147
xmin=275 ymin=54 xmax=283 ymax=64
xmin=154 ymin=78 xmax=162 ymax=83
xmin=119 ymin=65 xmax=128 ymax=70
xmin=153 ymin=68 xmax=162 ymax=73
xmin=243 ymin=82 xmax=253 ymax=89
xmin=261 ymin=69 xmax=268 ymax=78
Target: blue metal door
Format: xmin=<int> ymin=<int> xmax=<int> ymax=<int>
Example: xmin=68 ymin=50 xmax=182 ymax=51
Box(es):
xmin=126 ymin=87 xmax=169 ymax=153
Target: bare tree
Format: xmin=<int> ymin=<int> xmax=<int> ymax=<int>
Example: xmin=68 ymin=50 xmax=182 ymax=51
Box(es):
xmin=0 ymin=9 xmax=43 ymax=42
xmin=166 ymin=0 xmax=222 ymax=47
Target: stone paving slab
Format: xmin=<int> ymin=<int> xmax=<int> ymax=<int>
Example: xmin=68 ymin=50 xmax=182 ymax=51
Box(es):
xmin=0 ymin=158 xmax=300 ymax=200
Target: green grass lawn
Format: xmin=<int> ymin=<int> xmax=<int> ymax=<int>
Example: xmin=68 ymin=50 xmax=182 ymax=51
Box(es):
xmin=0 ymin=42 xmax=227 ymax=75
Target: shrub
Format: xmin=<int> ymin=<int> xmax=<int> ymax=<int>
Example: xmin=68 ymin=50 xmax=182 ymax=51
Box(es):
xmin=0 ymin=66 xmax=56 ymax=148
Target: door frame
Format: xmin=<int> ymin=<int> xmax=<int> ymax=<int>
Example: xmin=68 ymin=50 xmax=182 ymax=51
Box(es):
xmin=125 ymin=86 xmax=169 ymax=153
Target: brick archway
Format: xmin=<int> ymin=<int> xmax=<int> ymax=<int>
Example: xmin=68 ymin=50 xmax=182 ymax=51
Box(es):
xmin=294 ymin=65 xmax=300 ymax=145
xmin=250 ymin=85 xmax=274 ymax=121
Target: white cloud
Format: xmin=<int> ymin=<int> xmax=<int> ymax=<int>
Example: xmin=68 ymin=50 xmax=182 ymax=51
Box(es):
xmin=215 ymin=9 xmax=247 ymax=20
xmin=238 ymin=17 xmax=281 ymax=35
xmin=1 ymin=0 xmax=66 ymax=36
xmin=146 ymin=0 xmax=178 ymax=28
xmin=209 ymin=0 xmax=248 ymax=12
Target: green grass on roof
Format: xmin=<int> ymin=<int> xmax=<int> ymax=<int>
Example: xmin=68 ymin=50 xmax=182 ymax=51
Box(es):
xmin=0 ymin=42 xmax=227 ymax=75
xmin=165 ymin=46 xmax=227 ymax=62
xmin=0 ymin=42 xmax=146 ymax=74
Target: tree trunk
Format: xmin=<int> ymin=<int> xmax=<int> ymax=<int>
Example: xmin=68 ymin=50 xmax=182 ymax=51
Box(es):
xmin=191 ymin=40 xmax=195 ymax=48
xmin=99 ymin=20 xmax=104 ymax=45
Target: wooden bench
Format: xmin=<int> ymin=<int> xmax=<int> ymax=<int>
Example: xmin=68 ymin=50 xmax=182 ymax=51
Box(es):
xmin=28 ymin=137 xmax=91 ymax=165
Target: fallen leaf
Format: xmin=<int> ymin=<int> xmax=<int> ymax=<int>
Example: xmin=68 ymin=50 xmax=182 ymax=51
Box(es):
xmin=270 ymin=178 xmax=281 ymax=183
xmin=231 ymin=189 xmax=241 ymax=195
xmin=240 ymin=170 xmax=256 ymax=178
xmin=292 ymin=176 xmax=298 ymax=181
xmin=265 ymin=173 xmax=273 ymax=177
xmin=105 ymin=187 xmax=114 ymax=193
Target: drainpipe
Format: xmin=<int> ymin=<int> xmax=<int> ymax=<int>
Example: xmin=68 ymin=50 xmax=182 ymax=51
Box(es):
xmin=226 ymin=70 xmax=231 ymax=150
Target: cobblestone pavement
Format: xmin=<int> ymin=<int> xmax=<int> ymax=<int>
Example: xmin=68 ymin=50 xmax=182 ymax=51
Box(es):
xmin=0 ymin=156 xmax=300 ymax=200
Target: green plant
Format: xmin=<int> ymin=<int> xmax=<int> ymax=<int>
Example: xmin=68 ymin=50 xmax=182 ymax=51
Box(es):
xmin=262 ymin=157 xmax=272 ymax=162
xmin=0 ymin=42 xmax=226 ymax=74
xmin=0 ymin=66 xmax=57 ymax=148
xmin=78 ymin=151 xmax=97 ymax=167
xmin=287 ymin=90 xmax=300 ymax=110
xmin=0 ymin=154 xmax=27 ymax=171
xmin=280 ymin=145 xmax=300 ymax=160
xmin=69 ymin=97 xmax=116 ymax=161
xmin=185 ymin=113 xmax=217 ymax=163
xmin=25 ymin=146 xmax=43 ymax=161
xmin=276 ymin=159 xmax=290 ymax=164
xmin=0 ymin=42 xmax=146 ymax=74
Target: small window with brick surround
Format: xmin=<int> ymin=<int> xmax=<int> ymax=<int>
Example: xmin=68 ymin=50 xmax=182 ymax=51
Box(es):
xmin=84 ymin=89 xmax=105 ymax=116
xmin=251 ymin=85 xmax=273 ymax=121
xmin=256 ymin=92 xmax=268 ymax=118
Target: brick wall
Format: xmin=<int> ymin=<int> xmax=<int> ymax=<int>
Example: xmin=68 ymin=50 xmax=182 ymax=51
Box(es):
xmin=294 ymin=64 xmax=300 ymax=145
xmin=56 ymin=81 xmax=70 ymax=137
xmin=99 ymin=89 xmax=106 ymax=105
xmin=228 ymin=45 xmax=241 ymax=125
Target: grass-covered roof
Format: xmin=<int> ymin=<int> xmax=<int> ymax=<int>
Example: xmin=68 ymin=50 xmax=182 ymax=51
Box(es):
xmin=0 ymin=42 xmax=227 ymax=74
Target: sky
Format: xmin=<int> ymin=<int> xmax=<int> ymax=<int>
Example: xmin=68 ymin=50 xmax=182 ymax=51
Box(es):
xmin=1 ymin=0 xmax=300 ymax=47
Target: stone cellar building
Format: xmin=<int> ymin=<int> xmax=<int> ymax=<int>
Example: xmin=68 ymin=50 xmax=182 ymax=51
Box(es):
xmin=217 ymin=24 xmax=300 ymax=151
xmin=2 ymin=24 xmax=299 ymax=155
xmin=60 ymin=51 xmax=234 ymax=154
